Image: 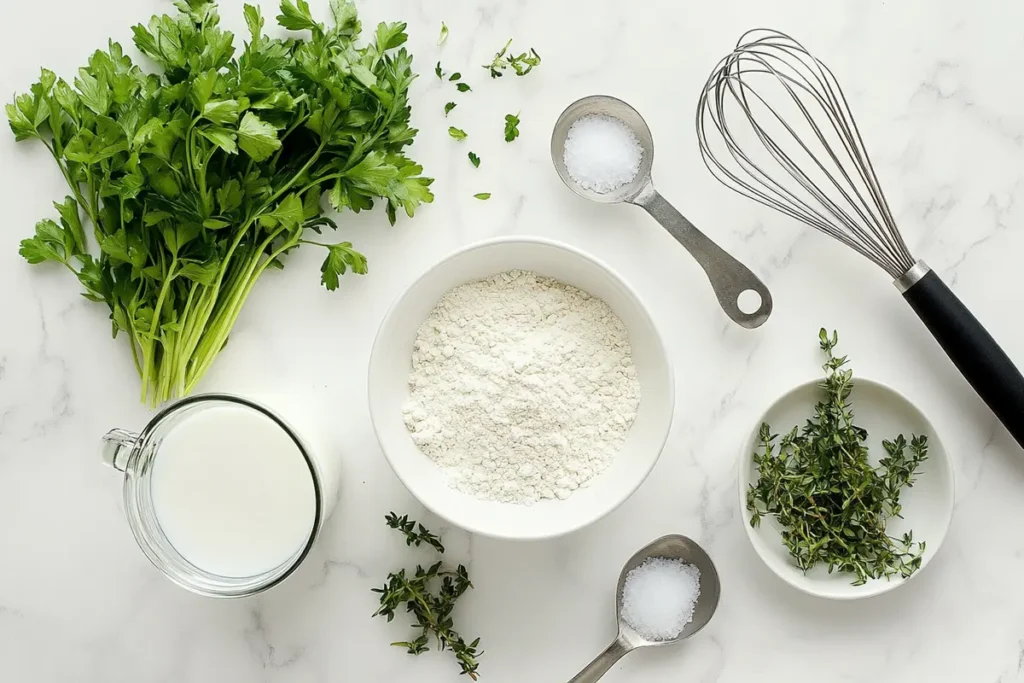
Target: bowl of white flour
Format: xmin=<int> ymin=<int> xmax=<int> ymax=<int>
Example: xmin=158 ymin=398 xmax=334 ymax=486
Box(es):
xmin=368 ymin=237 xmax=673 ymax=540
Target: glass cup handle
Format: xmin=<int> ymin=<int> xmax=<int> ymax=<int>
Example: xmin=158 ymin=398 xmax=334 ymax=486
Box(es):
xmin=102 ymin=429 xmax=139 ymax=472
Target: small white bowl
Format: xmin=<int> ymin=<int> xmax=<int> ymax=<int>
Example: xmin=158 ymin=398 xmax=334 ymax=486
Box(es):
xmin=738 ymin=378 xmax=955 ymax=600
xmin=368 ymin=237 xmax=674 ymax=540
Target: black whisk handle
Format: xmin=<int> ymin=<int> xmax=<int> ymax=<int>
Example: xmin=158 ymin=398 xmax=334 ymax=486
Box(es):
xmin=899 ymin=262 xmax=1024 ymax=447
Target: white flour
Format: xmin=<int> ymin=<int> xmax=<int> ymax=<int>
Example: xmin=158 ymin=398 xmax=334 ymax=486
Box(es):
xmin=403 ymin=270 xmax=641 ymax=504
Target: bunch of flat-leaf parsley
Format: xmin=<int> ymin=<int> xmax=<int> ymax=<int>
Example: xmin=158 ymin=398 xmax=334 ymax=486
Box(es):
xmin=7 ymin=0 xmax=433 ymax=404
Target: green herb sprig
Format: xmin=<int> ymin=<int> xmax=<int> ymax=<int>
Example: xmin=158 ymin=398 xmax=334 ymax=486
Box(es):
xmin=746 ymin=329 xmax=929 ymax=585
xmin=483 ymin=39 xmax=541 ymax=78
xmin=374 ymin=513 xmax=481 ymax=679
xmin=385 ymin=511 xmax=446 ymax=553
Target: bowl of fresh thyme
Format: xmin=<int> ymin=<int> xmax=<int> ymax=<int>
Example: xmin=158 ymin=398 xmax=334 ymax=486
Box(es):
xmin=739 ymin=330 xmax=955 ymax=600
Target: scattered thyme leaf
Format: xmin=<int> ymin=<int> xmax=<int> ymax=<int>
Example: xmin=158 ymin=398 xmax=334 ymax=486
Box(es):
xmin=448 ymin=72 xmax=461 ymax=81
xmin=473 ymin=192 xmax=491 ymax=200
xmin=468 ymin=151 xmax=480 ymax=168
xmin=504 ymin=113 xmax=520 ymax=142
xmin=444 ymin=102 xmax=457 ymax=117
xmin=746 ymin=329 xmax=929 ymax=586
xmin=435 ymin=61 xmax=443 ymax=79
xmin=483 ymin=39 xmax=541 ymax=78
xmin=448 ymin=126 xmax=468 ymax=141
xmin=375 ymin=513 xmax=482 ymax=680
xmin=456 ymin=82 xmax=471 ymax=93
xmin=438 ymin=22 xmax=449 ymax=46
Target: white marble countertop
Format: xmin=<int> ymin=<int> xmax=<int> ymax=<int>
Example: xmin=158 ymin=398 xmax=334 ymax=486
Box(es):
xmin=3 ymin=1 xmax=1024 ymax=681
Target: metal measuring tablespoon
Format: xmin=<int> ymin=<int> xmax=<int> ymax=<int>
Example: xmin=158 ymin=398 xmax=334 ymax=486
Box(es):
xmin=567 ymin=534 xmax=721 ymax=682
xmin=551 ymin=95 xmax=772 ymax=329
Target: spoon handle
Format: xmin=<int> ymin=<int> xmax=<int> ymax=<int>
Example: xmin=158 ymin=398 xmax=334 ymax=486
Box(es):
xmin=567 ymin=637 xmax=632 ymax=683
xmin=634 ymin=187 xmax=772 ymax=329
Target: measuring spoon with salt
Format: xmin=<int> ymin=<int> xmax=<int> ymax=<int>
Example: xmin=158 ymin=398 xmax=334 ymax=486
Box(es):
xmin=567 ymin=534 xmax=721 ymax=683
xmin=551 ymin=95 xmax=772 ymax=329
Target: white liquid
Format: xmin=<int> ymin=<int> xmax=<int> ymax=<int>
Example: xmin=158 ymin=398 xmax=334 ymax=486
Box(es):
xmin=151 ymin=404 xmax=317 ymax=578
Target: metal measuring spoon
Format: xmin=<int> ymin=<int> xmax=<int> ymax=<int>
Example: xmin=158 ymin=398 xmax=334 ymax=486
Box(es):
xmin=567 ymin=535 xmax=721 ymax=683
xmin=551 ymin=95 xmax=773 ymax=329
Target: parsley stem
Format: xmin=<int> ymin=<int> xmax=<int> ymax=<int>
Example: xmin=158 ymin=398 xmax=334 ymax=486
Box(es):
xmin=186 ymin=224 xmax=295 ymax=389
xmin=265 ymin=143 xmax=327 ymax=207
xmin=141 ymin=256 xmax=177 ymax=404
xmin=44 ymin=142 xmax=98 ymax=239
xmin=270 ymin=111 xmax=312 ymax=167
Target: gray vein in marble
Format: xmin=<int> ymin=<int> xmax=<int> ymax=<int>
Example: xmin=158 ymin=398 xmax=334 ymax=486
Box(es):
xmin=912 ymin=61 xmax=1024 ymax=149
xmin=306 ymin=559 xmax=369 ymax=592
xmin=24 ymin=293 xmax=73 ymax=440
xmin=503 ymin=194 xmax=526 ymax=232
xmin=245 ymin=608 xmax=305 ymax=671
xmin=699 ymin=634 xmax=726 ymax=683
xmin=938 ymin=189 xmax=1016 ymax=286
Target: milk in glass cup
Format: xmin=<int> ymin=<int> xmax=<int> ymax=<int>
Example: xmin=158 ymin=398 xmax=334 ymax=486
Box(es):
xmin=101 ymin=393 xmax=338 ymax=597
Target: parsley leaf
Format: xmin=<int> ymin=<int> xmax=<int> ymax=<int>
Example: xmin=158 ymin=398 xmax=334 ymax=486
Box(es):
xmin=448 ymin=126 xmax=467 ymax=141
xmin=277 ymin=0 xmax=319 ymax=32
xmin=318 ymin=241 xmax=368 ymax=290
xmin=473 ymin=192 xmax=491 ymax=200
xmin=504 ymin=113 xmax=520 ymax=142
xmin=483 ymin=39 xmax=541 ymax=78
xmin=468 ymin=151 xmax=480 ymax=168
xmin=19 ymin=219 xmax=73 ymax=265
xmin=236 ymin=112 xmax=280 ymax=161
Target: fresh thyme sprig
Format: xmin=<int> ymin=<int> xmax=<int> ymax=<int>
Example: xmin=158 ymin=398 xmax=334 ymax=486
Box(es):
xmin=375 ymin=513 xmax=481 ymax=678
xmin=746 ymin=329 xmax=929 ymax=586
xmin=385 ymin=511 xmax=446 ymax=554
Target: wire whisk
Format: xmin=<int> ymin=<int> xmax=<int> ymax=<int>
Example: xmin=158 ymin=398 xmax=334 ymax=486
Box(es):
xmin=696 ymin=28 xmax=1024 ymax=448
xmin=697 ymin=29 xmax=916 ymax=278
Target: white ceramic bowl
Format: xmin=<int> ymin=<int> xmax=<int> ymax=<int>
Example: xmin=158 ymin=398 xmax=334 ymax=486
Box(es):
xmin=368 ymin=237 xmax=674 ymax=540
xmin=739 ymin=378 xmax=955 ymax=599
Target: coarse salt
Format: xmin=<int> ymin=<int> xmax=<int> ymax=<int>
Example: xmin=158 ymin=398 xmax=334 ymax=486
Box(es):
xmin=563 ymin=114 xmax=643 ymax=194
xmin=620 ymin=557 xmax=701 ymax=641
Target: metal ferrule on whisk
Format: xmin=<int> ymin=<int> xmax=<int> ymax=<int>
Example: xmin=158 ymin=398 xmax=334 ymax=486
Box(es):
xmin=894 ymin=260 xmax=932 ymax=294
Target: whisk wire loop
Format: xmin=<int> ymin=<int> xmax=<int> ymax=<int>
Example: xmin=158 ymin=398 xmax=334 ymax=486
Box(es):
xmin=697 ymin=29 xmax=916 ymax=279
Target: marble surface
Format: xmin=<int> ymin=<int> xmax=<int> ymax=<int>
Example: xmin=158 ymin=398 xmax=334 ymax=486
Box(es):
xmin=2 ymin=0 xmax=1024 ymax=681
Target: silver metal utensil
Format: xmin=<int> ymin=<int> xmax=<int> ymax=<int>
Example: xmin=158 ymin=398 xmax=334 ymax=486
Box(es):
xmin=551 ymin=95 xmax=773 ymax=329
xmin=697 ymin=29 xmax=1024 ymax=448
xmin=567 ymin=534 xmax=721 ymax=683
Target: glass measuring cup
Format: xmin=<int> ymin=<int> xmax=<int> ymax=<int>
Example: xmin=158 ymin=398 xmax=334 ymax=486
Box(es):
xmin=102 ymin=393 xmax=331 ymax=598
